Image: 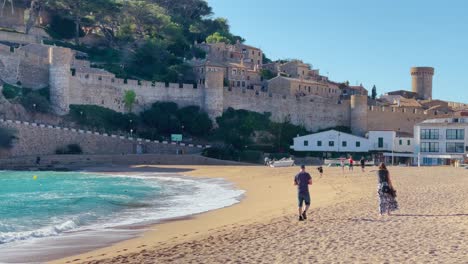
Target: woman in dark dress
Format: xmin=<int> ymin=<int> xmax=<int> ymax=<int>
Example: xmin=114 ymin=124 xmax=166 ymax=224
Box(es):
xmin=377 ymin=163 xmax=398 ymax=216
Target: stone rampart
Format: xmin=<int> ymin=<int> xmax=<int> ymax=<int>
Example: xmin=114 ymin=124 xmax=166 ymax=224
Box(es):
xmin=367 ymin=105 xmax=449 ymax=134
xmin=223 ymin=88 xmax=350 ymax=131
xmin=69 ymin=72 xmax=204 ymax=112
xmin=0 ymin=119 xmax=208 ymax=158
xmin=0 ymin=31 xmax=42 ymax=44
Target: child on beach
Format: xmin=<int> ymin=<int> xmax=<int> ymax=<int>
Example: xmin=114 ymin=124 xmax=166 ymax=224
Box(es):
xmin=317 ymin=166 xmax=323 ymax=177
xmin=349 ymin=157 xmax=354 ymax=171
xmin=360 ymin=157 xmax=366 ymax=172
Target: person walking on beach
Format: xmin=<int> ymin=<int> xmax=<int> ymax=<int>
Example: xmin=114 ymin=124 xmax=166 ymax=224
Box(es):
xmin=360 ymin=157 xmax=366 ymax=173
xmin=349 ymin=156 xmax=354 ymax=171
xmin=294 ymin=165 xmax=312 ymax=221
xmin=340 ymin=159 xmax=345 ymax=172
xmin=317 ymin=166 xmax=323 ymax=177
xmin=376 ymin=163 xmax=398 ymax=216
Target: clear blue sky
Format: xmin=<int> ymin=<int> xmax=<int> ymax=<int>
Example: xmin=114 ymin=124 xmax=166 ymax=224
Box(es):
xmin=207 ymin=0 xmax=468 ymax=103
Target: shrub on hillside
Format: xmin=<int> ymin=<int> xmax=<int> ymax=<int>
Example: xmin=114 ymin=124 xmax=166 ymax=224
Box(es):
xmin=20 ymin=93 xmax=50 ymax=113
xmin=2 ymin=83 xmax=21 ymax=99
xmin=69 ymin=105 xmax=139 ymax=132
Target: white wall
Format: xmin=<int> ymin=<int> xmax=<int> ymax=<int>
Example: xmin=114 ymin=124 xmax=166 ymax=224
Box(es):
xmin=394 ymin=137 xmax=414 ymax=153
xmin=291 ymin=130 xmax=369 ymax=152
xmin=368 ymin=131 xmax=395 ymax=151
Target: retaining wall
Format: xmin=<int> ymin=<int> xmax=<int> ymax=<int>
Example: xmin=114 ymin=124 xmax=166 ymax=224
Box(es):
xmin=0 ymin=119 xmax=208 ymax=158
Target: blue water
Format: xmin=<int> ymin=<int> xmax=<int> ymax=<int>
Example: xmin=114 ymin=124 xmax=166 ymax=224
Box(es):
xmin=0 ymin=171 xmax=244 ymax=246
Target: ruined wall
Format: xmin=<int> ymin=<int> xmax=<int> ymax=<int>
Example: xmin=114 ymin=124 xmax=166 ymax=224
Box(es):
xmin=223 ymin=88 xmax=350 ymax=131
xmin=367 ymin=106 xmax=448 ymax=135
xmin=0 ymin=119 xmax=206 ymax=158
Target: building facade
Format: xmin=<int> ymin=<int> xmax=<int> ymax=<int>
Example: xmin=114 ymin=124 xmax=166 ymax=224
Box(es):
xmin=414 ymin=118 xmax=468 ymax=165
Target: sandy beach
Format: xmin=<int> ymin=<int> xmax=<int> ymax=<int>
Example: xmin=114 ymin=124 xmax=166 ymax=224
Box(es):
xmin=49 ymin=165 xmax=467 ymax=264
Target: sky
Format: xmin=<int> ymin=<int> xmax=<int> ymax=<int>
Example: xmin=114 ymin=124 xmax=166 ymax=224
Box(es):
xmin=207 ymin=0 xmax=468 ymax=103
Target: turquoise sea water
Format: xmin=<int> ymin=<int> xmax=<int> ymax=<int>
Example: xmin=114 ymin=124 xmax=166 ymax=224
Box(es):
xmin=0 ymin=171 xmax=244 ymax=246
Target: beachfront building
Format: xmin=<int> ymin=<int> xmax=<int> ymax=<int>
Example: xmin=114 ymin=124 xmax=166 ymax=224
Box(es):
xmin=290 ymin=130 xmax=369 ymax=153
xmin=291 ymin=129 xmax=415 ymax=164
xmin=414 ymin=117 xmax=468 ymax=166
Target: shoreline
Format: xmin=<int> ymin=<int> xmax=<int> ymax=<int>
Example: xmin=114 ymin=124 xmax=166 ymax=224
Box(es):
xmin=48 ymin=164 xmax=345 ymax=264
xmin=0 ymin=168 xmax=245 ymax=263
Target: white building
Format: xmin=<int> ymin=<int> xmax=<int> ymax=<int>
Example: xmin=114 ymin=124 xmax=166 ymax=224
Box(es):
xmin=368 ymin=131 xmax=414 ymax=153
xmin=291 ymin=130 xmax=369 ymax=153
xmin=414 ymin=117 xmax=468 ymax=165
xmin=290 ymin=130 xmax=413 ymax=154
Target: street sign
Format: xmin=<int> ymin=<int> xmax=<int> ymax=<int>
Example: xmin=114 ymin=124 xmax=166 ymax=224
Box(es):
xmin=171 ymin=134 xmax=183 ymax=142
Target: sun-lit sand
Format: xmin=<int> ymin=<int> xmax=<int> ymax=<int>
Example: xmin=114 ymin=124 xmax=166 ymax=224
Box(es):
xmin=50 ymin=165 xmax=467 ymax=264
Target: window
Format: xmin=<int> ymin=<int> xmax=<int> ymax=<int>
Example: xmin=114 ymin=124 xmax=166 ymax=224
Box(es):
xmin=421 ymin=129 xmax=439 ymax=140
xmin=232 ymin=69 xmax=237 ymax=75
xmin=407 ymin=140 xmax=411 ymax=146
xmin=421 ymin=142 xmax=439 ymax=153
xmin=317 ymin=141 xmax=322 ymax=147
xmin=356 ymin=141 xmax=361 ymax=147
xmin=399 ymin=139 xmax=402 ymax=145
xmin=446 ymin=129 xmax=465 ymax=140
xmin=446 ymin=142 xmax=464 ymax=153
xmin=304 ymin=140 xmax=309 ymax=146
xmin=329 ymin=141 xmax=335 ymax=147
xmin=378 ymin=137 xmax=384 ymax=148
xmin=242 ymin=81 xmax=245 ymax=87
xmin=237 ymin=81 xmax=241 ymax=87
xmin=342 ymin=141 xmax=347 ymax=147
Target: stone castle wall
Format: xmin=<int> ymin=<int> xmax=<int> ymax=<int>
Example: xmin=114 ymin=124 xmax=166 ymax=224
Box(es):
xmin=223 ymin=88 xmax=350 ymax=131
xmin=0 ymin=119 xmax=206 ymax=158
xmin=366 ymin=106 xmax=448 ymax=134
xmin=69 ymin=72 xmax=204 ymax=112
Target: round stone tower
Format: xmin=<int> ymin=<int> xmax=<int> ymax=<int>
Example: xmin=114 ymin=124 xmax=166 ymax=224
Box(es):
xmin=48 ymin=47 xmax=73 ymax=115
xmin=350 ymin=95 xmax=368 ymax=136
xmin=411 ymin=67 xmax=434 ymax=100
xmin=203 ymin=67 xmax=224 ymax=119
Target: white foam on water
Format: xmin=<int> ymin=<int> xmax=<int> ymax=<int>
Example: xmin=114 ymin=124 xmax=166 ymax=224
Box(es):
xmin=0 ymin=173 xmax=244 ymax=247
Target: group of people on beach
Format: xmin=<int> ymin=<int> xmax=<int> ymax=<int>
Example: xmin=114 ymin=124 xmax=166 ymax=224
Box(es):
xmin=339 ymin=156 xmax=367 ymax=172
xmin=294 ymin=163 xmax=398 ymax=221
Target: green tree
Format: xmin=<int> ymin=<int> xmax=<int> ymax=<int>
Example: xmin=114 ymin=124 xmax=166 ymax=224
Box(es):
xmin=20 ymin=93 xmax=50 ymax=113
xmin=371 ymin=85 xmax=377 ymax=100
xmin=206 ymin=32 xmax=230 ymax=44
xmin=47 ymin=0 xmax=114 ymax=44
xmin=123 ymin=90 xmax=136 ymax=112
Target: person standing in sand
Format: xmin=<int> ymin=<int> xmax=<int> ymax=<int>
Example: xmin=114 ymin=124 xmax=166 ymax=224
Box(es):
xmin=349 ymin=156 xmax=354 ymax=171
xmin=360 ymin=157 xmax=366 ymax=173
xmin=376 ymin=163 xmax=398 ymax=216
xmin=294 ymin=165 xmax=312 ymax=221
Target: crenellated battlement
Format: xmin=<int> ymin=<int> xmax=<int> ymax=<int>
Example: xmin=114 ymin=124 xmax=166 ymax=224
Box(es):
xmin=367 ymin=105 xmax=449 ymax=116
xmin=73 ymin=71 xmax=196 ymax=90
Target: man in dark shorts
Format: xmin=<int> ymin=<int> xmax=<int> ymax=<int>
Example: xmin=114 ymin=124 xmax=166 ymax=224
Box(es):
xmin=294 ymin=165 xmax=312 ymax=221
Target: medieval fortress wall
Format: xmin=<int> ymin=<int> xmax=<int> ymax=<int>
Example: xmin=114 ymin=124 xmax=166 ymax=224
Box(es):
xmin=0 ymin=119 xmax=205 ymax=157
xmin=0 ymin=43 xmax=450 ymax=137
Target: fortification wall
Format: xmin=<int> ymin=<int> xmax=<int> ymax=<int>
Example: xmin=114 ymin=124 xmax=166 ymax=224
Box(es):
xmin=223 ymin=88 xmax=350 ymax=131
xmin=69 ymin=72 xmax=204 ymax=112
xmin=0 ymin=119 xmax=207 ymax=158
xmin=0 ymin=44 xmax=49 ymax=88
xmin=0 ymin=31 xmax=42 ymax=44
xmin=367 ymin=106 xmax=449 ymax=134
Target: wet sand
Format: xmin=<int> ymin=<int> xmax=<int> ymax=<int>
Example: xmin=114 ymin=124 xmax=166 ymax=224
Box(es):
xmin=49 ymin=165 xmax=467 ymax=264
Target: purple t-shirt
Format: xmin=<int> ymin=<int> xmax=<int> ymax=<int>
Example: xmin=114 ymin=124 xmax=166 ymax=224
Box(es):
xmin=295 ymin=172 xmax=311 ymax=194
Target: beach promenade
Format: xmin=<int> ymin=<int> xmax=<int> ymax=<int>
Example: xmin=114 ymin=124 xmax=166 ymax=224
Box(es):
xmin=52 ymin=166 xmax=467 ymax=264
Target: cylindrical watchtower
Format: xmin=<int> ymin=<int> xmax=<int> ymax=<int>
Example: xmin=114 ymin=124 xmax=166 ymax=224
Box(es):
xmin=411 ymin=67 xmax=434 ymax=100
xmin=49 ymin=47 xmax=73 ymax=115
xmin=350 ymin=95 xmax=368 ymax=136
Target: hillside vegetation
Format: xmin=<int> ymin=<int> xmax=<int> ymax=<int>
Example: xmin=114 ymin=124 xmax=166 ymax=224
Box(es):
xmin=25 ymin=0 xmax=243 ymax=83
